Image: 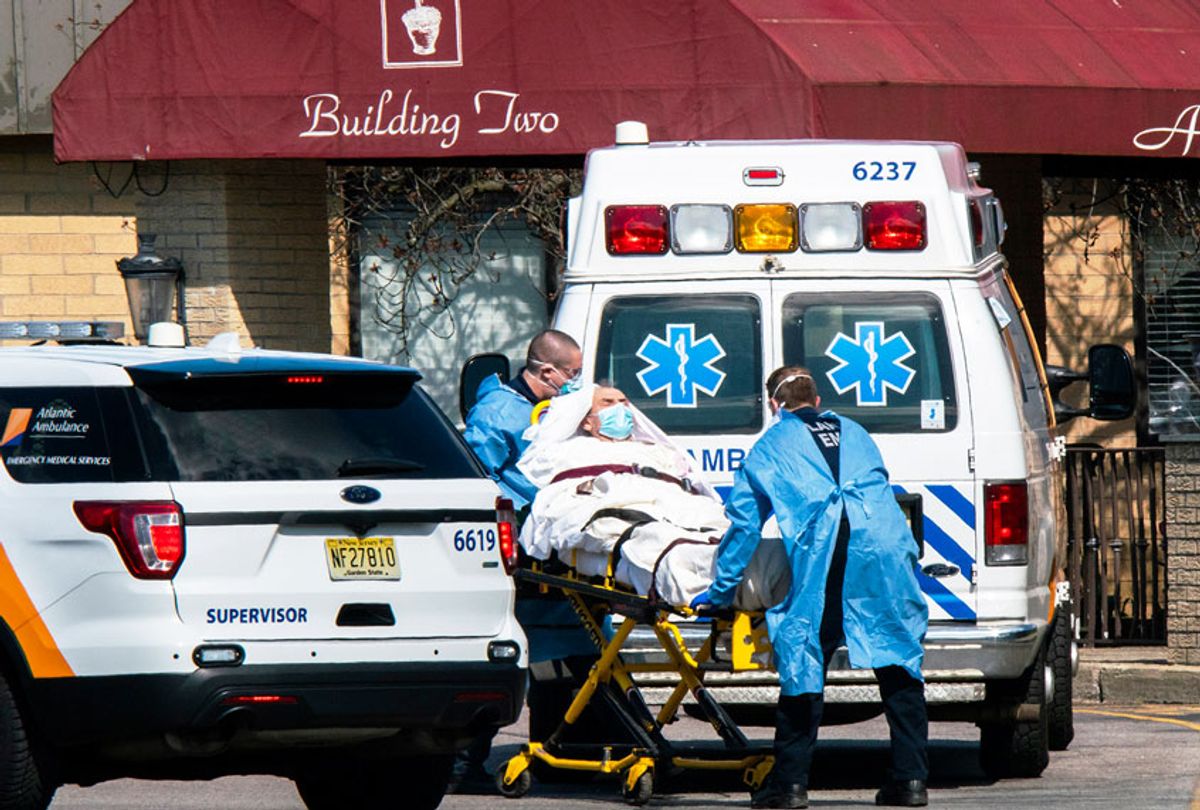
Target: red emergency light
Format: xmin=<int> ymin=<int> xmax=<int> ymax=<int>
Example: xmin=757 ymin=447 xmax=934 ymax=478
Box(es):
xmin=605 ymin=205 xmax=669 ymax=255
xmin=863 ymin=201 xmax=927 ymax=251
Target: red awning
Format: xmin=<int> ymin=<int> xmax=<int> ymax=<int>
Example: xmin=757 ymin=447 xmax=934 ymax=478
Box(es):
xmin=52 ymin=0 xmax=1200 ymax=161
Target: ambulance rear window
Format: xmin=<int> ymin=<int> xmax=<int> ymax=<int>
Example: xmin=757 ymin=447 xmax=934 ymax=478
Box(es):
xmin=781 ymin=293 xmax=957 ymax=433
xmin=595 ymin=294 xmax=763 ymax=434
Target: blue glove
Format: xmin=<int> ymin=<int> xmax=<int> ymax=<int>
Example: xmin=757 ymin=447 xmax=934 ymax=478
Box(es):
xmin=689 ymin=590 xmax=713 ymax=612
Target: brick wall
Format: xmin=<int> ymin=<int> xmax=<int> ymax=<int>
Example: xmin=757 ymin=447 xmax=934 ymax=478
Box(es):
xmin=0 ymin=136 xmax=136 ymax=335
xmin=134 ymin=159 xmax=331 ymax=351
xmin=1166 ymin=443 xmax=1200 ymax=663
xmin=0 ymin=136 xmax=336 ymax=352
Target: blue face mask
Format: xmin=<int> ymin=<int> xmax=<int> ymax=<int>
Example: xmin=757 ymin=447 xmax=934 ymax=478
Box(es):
xmin=560 ymin=373 xmax=583 ymax=395
xmin=597 ymin=403 xmax=634 ymax=440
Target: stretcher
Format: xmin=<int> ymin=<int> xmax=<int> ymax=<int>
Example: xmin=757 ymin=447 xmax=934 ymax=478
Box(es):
xmin=495 ymin=556 xmax=777 ymax=805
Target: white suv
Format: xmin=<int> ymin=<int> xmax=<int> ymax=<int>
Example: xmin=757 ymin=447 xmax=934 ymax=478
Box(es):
xmin=0 ymin=332 xmax=525 ymax=810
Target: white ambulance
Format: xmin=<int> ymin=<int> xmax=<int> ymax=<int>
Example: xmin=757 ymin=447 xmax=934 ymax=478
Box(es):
xmin=548 ymin=123 xmax=1132 ymax=777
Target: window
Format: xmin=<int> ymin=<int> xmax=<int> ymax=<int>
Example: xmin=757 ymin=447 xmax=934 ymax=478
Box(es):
xmin=595 ymin=294 xmax=763 ymax=434
xmin=780 ymin=294 xmax=957 ymax=433
xmin=131 ymin=380 xmax=482 ymax=482
xmin=0 ymin=388 xmax=142 ymax=484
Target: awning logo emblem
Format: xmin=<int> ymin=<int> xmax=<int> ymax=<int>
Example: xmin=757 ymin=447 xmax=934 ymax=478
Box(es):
xmin=825 ymin=322 xmax=916 ymax=407
xmin=637 ymin=324 xmax=726 ymax=408
xmin=381 ymin=0 xmax=463 ymax=69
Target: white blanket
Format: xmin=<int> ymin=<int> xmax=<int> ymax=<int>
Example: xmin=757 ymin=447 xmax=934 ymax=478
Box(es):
xmin=516 ymin=387 xmax=789 ymax=610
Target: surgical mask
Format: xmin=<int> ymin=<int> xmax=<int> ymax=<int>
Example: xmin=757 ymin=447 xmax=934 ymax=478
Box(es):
xmin=560 ymin=372 xmax=583 ymax=395
xmin=597 ymin=403 xmax=634 ymax=440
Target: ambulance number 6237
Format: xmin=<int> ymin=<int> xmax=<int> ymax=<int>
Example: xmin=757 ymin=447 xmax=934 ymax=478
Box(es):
xmin=853 ymin=160 xmax=916 ymax=181
xmin=453 ymin=528 xmax=497 ymax=553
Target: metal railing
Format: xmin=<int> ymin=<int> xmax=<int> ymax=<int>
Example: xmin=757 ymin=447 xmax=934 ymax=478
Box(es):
xmin=1063 ymin=447 xmax=1167 ymax=646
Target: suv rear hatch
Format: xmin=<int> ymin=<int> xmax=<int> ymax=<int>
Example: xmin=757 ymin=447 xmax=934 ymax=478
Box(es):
xmin=125 ymin=358 xmax=509 ymax=642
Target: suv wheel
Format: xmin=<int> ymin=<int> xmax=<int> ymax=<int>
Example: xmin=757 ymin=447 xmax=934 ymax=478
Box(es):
xmin=295 ymin=754 xmax=453 ymax=810
xmin=0 ymin=672 xmax=54 ymax=810
xmin=1046 ymin=608 xmax=1075 ymax=750
xmin=979 ymin=642 xmax=1050 ymax=779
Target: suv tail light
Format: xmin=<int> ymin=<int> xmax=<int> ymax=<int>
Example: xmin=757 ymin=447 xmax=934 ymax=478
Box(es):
xmin=984 ymin=482 xmax=1028 ymax=565
xmin=496 ymin=497 xmax=518 ymax=575
xmin=74 ymin=501 xmax=185 ymax=579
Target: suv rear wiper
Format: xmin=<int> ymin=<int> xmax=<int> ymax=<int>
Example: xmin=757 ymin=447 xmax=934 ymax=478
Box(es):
xmin=336 ymin=457 xmax=425 ymax=477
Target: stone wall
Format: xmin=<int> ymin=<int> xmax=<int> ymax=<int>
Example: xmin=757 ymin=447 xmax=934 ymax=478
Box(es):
xmin=1167 ymin=443 xmax=1200 ymax=663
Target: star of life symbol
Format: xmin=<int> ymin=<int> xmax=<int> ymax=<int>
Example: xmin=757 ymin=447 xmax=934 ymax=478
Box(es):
xmin=636 ymin=324 xmax=727 ymax=408
xmin=825 ymin=322 xmax=916 ymax=407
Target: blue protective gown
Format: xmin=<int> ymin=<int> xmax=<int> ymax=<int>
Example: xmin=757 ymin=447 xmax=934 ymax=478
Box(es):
xmin=709 ymin=409 xmax=928 ymax=696
xmin=462 ymin=374 xmax=539 ymax=509
xmin=461 ymin=372 xmax=596 ymax=663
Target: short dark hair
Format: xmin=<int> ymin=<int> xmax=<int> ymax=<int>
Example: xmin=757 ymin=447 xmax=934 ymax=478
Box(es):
xmin=765 ymin=365 xmax=818 ymax=410
xmin=527 ymin=329 xmax=580 ymax=368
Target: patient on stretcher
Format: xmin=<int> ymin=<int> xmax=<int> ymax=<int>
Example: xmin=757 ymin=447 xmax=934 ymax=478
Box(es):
xmin=517 ymin=384 xmax=787 ymax=610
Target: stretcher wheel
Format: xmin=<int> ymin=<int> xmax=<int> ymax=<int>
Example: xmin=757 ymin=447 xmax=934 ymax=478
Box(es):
xmin=495 ymin=764 xmax=532 ymax=799
xmin=622 ymin=770 xmax=653 ymax=806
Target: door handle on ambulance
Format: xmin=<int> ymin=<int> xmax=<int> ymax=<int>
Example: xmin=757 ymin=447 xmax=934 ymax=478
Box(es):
xmin=921 ymin=563 xmax=960 ymax=579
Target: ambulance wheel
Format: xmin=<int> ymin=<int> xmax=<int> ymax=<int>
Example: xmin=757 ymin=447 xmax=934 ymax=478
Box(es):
xmin=979 ymin=644 xmax=1050 ymax=779
xmin=0 ymin=671 xmax=54 ymax=810
xmin=622 ymin=771 xmax=654 ymax=806
xmin=495 ymin=765 xmax=532 ymax=798
xmin=1046 ymin=608 xmax=1076 ymax=751
xmin=295 ymin=754 xmax=452 ymax=810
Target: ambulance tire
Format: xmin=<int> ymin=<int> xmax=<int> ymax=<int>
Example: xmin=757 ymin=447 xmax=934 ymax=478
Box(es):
xmin=0 ymin=672 xmax=53 ymax=810
xmin=295 ymin=754 xmax=452 ymax=810
xmin=979 ymin=644 xmax=1050 ymax=779
xmin=1046 ymin=608 xmax=1075 ymax=751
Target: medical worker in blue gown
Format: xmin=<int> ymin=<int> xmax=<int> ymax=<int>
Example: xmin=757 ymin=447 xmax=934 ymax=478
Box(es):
xmin=692 ymin=366 xmax=929 ymax=809
xmin=458 ymin=329 xmax=609 ymax=792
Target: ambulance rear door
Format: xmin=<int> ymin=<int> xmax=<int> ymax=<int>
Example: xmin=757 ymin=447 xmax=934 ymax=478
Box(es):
xmin=771 ymin=277 xmax=978 ymax=620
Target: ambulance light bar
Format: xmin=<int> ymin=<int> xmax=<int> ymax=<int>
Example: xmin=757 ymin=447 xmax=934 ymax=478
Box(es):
xmin=605 ymin=201 xmax=926 ymax=256
xmin=734 ymin=204 xmax=798 ymax=253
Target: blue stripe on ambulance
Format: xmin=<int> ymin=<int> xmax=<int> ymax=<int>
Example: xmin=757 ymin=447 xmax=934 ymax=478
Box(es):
xmin=894 ymin=483 xmax=976 ymax=621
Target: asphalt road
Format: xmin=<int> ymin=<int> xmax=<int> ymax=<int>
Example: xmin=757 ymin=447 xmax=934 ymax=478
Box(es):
xmin=50 ymin=706 xmax=1200 ymax=809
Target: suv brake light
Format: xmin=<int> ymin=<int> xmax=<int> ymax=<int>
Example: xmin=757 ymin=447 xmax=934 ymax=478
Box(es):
xmin=496 ymin=497 xmax=518 ymax=575
xmin=73 ymin=501 xmax=185 ymax=579
xmin=984 ymin=482 xmax=1028 ymax=565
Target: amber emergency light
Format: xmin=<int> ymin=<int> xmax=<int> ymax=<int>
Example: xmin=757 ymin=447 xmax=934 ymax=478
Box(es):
xmin=734 ymin=204 xmax=798 ymax=253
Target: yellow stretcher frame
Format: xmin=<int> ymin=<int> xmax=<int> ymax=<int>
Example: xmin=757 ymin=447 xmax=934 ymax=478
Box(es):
xmin=496 ymin=563 xmax=775 ymax=805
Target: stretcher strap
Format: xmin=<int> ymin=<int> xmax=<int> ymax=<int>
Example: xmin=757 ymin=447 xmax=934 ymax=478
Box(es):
xmin=648 ymin=535 xmax=719 ymax=604
xmin=551 ymin=463 xmax=698 ymax=494
xmin=583 ymin=507 xmax=656 ymax=579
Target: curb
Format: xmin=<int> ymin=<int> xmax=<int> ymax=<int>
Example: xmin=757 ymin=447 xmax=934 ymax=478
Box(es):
xmin=1075 ymin=660 xmax=1200 ymax=704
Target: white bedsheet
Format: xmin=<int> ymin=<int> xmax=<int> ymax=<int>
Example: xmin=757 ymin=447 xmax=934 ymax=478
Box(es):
xmin=516 ymin=390 xmax=789 ymax=609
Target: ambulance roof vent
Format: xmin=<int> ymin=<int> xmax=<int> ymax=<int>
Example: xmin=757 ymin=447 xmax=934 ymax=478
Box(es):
xmin=614 ymin=120 xmax=649 ymax=146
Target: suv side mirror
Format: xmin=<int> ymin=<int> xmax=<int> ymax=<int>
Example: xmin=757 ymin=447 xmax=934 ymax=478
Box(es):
xmin=459 ymin=353 xmax=510 ymax=420
xmin=1086 ymin=343 xmax=1136 ymax=421
xmin=1048 ymin=345 xmax=1135 ymax=424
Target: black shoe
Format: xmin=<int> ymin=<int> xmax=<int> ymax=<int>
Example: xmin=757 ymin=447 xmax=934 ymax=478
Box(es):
xmin=875 ymin=778 xmax=928 ymax=806
xmin=446 ymin=767 xmax=495 ymax=795
xmin=751 ymin=780 xmax=808 ymax=809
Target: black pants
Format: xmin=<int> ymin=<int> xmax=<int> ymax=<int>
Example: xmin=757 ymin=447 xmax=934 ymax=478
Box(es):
xmin=770 ymin=516 xmax=928 ymax=789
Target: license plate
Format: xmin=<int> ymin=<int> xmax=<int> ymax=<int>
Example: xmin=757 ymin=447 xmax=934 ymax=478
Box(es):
xmin=324 ymin=537 xmax=400 ymax=581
